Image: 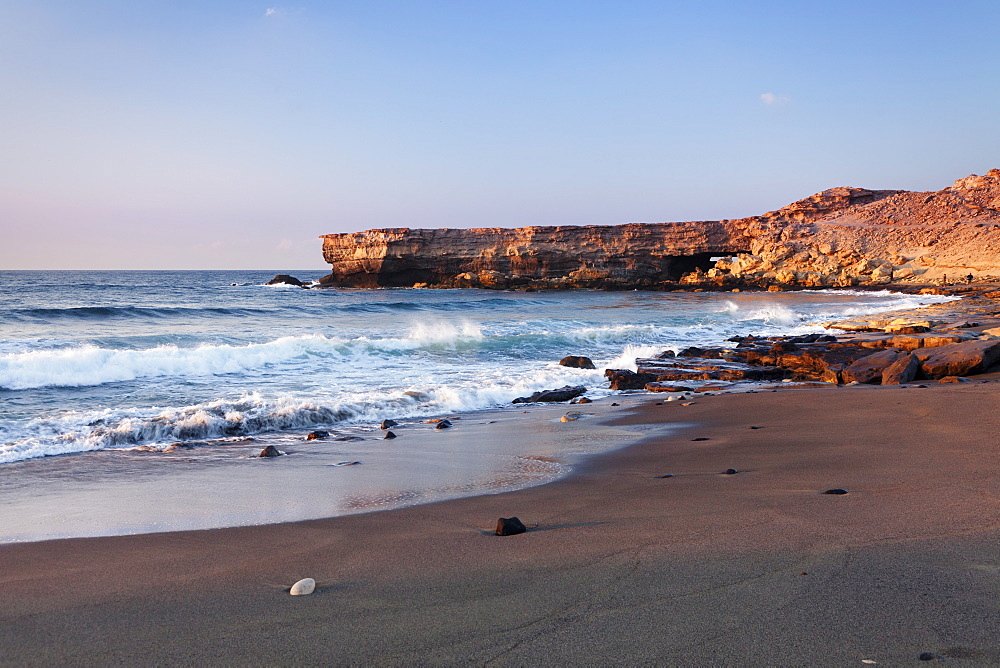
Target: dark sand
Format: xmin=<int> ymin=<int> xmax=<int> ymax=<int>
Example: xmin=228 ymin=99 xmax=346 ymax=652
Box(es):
xmin=2 ymin=381 xmax=999 ymax=665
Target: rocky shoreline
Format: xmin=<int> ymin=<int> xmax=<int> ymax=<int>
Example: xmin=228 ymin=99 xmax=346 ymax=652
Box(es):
xmin=599 ymin=284 xmax=1000 ymax=393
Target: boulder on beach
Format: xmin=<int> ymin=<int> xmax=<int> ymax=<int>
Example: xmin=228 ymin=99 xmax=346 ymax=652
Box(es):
xmin=383 ymin=430 xmax=397 ymax=439
xmin=306 ymin=430 xmax=329 ymax=440
xmin=881 ymin=353 xmax=920 ymax=385
xmin=496 ymin=517 xmax=527 ymax=536
xmin=512 ymin=385 xmax=587 ymax=403
xmin=558 ymin=355 xmax=596 ymax=369
xmin=842 ymin=349 xmax=906 ymax=384
xmin=266 ymin=274 xmax=309 ymax=288
xmin=915 ymin=340 xmax=1000 ymax=379
xmin=380 ymin=419 xmax=398 ymax=429
xmin=258 ymin=445 xmax=282 ymax=458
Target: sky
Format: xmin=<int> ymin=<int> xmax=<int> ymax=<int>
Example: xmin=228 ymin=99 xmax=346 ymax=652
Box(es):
xmin=1 ymin=1 xmax=998 ymax=270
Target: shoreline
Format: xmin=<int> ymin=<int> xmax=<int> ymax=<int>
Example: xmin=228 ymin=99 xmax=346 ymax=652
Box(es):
xmin=0 ymin=285 xmax=987 ymax=545
xmin=3 ymin=287 xmax=999 ymax=662
xmin=2 ymin=380 xmax=998 ymax=663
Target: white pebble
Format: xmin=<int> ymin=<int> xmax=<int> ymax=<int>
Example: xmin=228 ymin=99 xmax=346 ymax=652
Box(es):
xmin=290 ymin=578 xmax=316 ymax=596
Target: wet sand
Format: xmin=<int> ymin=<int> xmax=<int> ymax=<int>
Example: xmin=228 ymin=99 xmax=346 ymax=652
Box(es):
xmin=2 ymin=380 xmax=999 ymax=665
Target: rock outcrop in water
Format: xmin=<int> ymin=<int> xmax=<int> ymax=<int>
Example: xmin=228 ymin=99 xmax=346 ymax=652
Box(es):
xmin=318 ymin=170 xmax=1000 ymax=290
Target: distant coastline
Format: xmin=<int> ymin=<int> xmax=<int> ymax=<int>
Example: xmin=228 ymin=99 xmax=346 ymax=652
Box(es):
xmin=317 ymin=169 xmax=1000 ymax=291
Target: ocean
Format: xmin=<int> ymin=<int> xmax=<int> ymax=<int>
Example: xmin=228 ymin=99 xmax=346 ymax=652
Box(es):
xmin=0 ymin=270 xmax=956 ymax=542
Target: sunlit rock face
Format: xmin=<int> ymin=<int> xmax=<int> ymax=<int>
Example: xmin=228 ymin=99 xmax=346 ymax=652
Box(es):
xmin=318 ymin=170 xmax=1000 ymax=289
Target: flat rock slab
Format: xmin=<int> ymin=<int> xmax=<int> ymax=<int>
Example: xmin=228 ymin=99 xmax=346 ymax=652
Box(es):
xmin=512 ymin=385 xmax=587 ymax=403
xmin=916 ymin=340 xmax=1000 ymax=378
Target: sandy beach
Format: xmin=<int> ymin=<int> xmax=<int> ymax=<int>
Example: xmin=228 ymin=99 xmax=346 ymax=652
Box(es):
xmin=2 ymin=377 xmax=998 ymax=665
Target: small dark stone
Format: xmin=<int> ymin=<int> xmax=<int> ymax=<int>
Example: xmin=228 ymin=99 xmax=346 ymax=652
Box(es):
xmin=306 ymin=430 xmax=329 ymax=440
xmin=655 ymin=402 xmax=663 ymax=405
xmin=723 ymin=468 xmax=738 ymax=475
xmin=916 ymin=384 xmax=928 ymax=388
xmin=380 ymin=419 xmax=398 ymax=429
xmin=919 ymin=652 xmax=937 ymax=661
xmin=655 ymin=474 xmax=674 ymax=478
xmin=749 ymin=426 xmax=763 ymax=429
xmin=572 ymin=396 xmax=593 ymax=404
xmin=691 ymin=437 xmax=710 ymax=441
xmin=610 ymin=402 xmax=620 ymax=406
xmin=258 ymin=445 xmax=281 ymax=458
xmin=496 ymin=517 xmax=527 ymax=536
xmin=435 ymin=420 xmax=452 ymax=429
xmin=823 ymin=488 xmax=849 ymax=495
xmin=384 ymin=430 xmax=397 ymax=439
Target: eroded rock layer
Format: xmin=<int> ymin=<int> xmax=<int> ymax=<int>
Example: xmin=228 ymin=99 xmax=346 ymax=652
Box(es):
xmin=318 ymin=169 xmax=1000 ymax=289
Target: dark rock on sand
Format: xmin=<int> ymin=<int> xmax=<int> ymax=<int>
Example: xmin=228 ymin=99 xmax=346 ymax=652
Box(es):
xmin=691 ymin=437 xmax=710 ymax=441
xmin=559 ymin=355 xmax=596 ymax=369
xmin=380 ymin=419 xmax=399 ymax=429
xmin=570 ymin=396 xmax=593 ymax=404
xmin=512 ymin=385 xmax=587 ymax=403
xmin=383 ymin=431 xmax=397 ymax=439
xmin=938 ymin=376 xmax=969 ymax=383
xmin=655 ymin=474 xmax=674 ymax=478
xmin=306 ymin=430 xmax=329 ymax=440
xmin=823 ymin=488 xmax=850 ymax=495
xmin=258 ymin=445 xmax=282 ymax=458
xmin=266 ymin=274 xmax=309 ymax=288
xmin=435 ymin=420 xmax=452 ymax=429
xmin=723 ymin=468 xmax=739 ymax=475
xmin=495 ymin=517 xmax=527 ymax=536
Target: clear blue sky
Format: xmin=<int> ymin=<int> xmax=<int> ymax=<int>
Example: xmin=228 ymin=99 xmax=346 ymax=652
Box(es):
xmin=2 ymin=1 xmax=998 ymax=269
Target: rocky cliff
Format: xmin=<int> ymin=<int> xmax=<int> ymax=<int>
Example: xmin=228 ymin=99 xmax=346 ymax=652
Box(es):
xmin=318 ymin=169 xmax=1000 ymax=289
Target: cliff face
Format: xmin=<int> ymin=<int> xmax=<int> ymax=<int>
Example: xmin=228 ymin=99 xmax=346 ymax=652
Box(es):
xmin=319 ymin=169 xmax=1000 ymax=289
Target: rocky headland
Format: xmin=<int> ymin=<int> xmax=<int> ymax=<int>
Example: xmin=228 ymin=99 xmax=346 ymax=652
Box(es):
xmin=318 ymin=169 xmax=1000 ymax=290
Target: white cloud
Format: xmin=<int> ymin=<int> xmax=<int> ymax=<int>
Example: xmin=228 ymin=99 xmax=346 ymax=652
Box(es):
xmin=760 ymin=92 xmax=790 ymax=106
xmin=265 ymin=8 xmax=279 ymax=16
xmin=277 ymin=238 xmax=293 ymax=251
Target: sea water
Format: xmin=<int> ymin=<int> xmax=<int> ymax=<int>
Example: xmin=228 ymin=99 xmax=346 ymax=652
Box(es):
xmin=0 ymin=270 xmax=956 ymax=542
